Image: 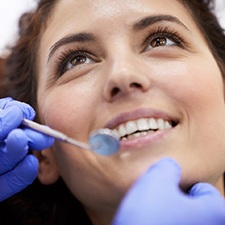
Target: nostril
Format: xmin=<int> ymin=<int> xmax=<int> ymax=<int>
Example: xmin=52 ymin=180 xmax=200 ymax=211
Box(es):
xmin=110 ymin=82 xmax=144 ymax=97
xmin=111 ymin=87 xmax=120 ymax=97
xmin=130 ymin=82 xmax=142 ymax=89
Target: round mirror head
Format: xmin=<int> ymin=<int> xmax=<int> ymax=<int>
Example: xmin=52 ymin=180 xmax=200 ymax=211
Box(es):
xmin=89 ymin=129 xmax=120 ymax=156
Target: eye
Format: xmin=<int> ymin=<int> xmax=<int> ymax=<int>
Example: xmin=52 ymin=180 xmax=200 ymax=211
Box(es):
xmin=57 ymin=50 xmax=96 ymax=76
xmin=65 ymin=54 xmax=93 ymax=70
xmin=149 ymin=36 xmax=175 ymax=48
xmin=145 ymin=27 xmax=183 ymax=50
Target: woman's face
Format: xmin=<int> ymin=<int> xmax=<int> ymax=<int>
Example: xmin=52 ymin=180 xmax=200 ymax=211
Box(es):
xmin=37 ymin=0 xmax=225 ymax=219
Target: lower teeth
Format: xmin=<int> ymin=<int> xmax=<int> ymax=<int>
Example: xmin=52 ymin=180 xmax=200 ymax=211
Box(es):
xmin=121 ymin=130 xmax=156 ymax=141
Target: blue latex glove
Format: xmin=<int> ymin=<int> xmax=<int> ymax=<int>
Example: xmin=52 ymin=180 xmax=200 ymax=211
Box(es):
xmin=112 ymin=158 xmax=225 ymax=225
xmin=0 ymin=97 xmax=54 ymax=202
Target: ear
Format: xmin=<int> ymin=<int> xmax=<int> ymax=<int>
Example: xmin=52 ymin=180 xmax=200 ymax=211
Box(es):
xmin=33 ymin=147 xmax=60 ymax=185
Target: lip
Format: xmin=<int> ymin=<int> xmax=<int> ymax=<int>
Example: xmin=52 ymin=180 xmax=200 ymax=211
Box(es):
xmin=119 ymin=128 xmax=174 ymax=150
xmin=104 ymin=108 xmax=179 ymax=150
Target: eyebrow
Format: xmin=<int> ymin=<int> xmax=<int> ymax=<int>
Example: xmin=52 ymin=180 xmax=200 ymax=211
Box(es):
xmin=133 ymin=15 xmax=189 ymax=31
xmin=48 ymin=32 xmax=95 ymax=62
xmin=47 ymin=15 xmax=189 ymax=62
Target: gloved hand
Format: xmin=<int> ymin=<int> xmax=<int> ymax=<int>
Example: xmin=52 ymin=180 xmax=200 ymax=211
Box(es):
xmin=112 ymin=158 xmax=225 ymax=225
xmin=0 ymin=97 xmax=54 ymax=202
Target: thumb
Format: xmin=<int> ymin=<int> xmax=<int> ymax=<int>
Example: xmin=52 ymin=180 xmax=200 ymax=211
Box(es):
xmin=112 ymin=158 xmax=182 ymax=225
xmin=124 ymin=158 xmax=182 ymax=201
xmin=144 ymin=157 xmax=182 ymax=190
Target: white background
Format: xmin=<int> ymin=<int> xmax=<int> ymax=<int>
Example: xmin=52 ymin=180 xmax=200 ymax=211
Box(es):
xmin=0 ymin=0 xmax=225 ymax=55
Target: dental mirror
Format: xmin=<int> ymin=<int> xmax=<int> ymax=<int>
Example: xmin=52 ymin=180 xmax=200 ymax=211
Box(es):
xmin=22 ymin=118 xmax=120 ymax=156
xmin=89 ymin=129 xmax=120 ymax=155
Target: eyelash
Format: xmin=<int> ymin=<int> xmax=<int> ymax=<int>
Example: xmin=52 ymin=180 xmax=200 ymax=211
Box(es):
xmin=144 ymin=26 xmax=185 ymax=50
xmin=56 ymin=47 xmax=95 ymax=76
xmin=55 ymin=26 xmax=185 ymax=77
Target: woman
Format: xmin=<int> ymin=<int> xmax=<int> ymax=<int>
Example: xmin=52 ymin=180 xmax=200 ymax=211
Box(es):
xmin=0 ymin=0 xmax=225 ymax=224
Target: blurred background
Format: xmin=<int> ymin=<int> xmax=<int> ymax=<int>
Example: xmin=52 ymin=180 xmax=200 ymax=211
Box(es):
xmin=0 ymin=0 xmax=37 ymax=56
xmin=0 ymin=0 xmax=225 ymax=55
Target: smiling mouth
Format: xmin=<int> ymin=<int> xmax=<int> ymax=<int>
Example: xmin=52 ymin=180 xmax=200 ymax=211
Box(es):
xmin=112 ymin=118 xmax=178 ymax=141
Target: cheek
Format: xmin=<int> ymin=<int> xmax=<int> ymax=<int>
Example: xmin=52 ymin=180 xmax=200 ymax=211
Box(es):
xmin=172 ymin=59 xmax=225 ymax=142
xmin=164 ymin=59 xmax=224 ymax=112
xmin=169 ymin=60 xmax=225 ymax=181
xmin=37 ymin=82 xmax=98 ymax=141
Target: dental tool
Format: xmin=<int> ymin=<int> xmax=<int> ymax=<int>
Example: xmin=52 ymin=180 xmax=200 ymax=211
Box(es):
xmin=22 ymin=118 xmax=120 ymax=156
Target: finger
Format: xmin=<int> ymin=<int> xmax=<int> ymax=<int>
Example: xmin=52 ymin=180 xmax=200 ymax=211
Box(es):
xmin=113 ymin=159 xmax=182 ymax=225
xmin=0 ymin=97 xmax=36 ymax=136
xmin=0 ymin=129 xmax=29 ymax=174
xmin=0 ymin=107 xmax=24 ymax=139
xmin=24 ymin=128 xmax=55 ymax=150
xmin=144 ymin=157 xmax=181 ymax=189
xmin=0 ymin=155 xmax=38 ymax=202
xmin=189 ymin=182 xmax=225 ymax=201
xmin=189 ymin=183 xmax=225 ymax=222
xmin=0 ymin=97 xmax=13 ymax=108
xmin=2 ymin=98 xmax=35 ymax=120
xmin=122 ymin=158 xmax=182 ymax=204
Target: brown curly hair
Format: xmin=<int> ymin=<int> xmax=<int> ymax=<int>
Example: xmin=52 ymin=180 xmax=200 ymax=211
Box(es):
xmin=0 ymin=0 xmax=225 ymax=224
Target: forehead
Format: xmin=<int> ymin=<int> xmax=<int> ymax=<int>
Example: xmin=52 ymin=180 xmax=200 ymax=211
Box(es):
xmin=41 ymin=0 xmax=195 ymax=42
xmin=45 ymin=0 xmax=193 ymax=34
xmin=53 ymin=0 xmax=186 ymax=15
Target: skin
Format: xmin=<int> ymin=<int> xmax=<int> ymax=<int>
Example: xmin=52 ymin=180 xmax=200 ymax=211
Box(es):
xmin=35 ymin=0 xmax=225 ymax=224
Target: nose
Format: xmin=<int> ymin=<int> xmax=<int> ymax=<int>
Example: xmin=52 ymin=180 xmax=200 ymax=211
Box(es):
xmin=103 ymin=55 xmax=151 ymax=101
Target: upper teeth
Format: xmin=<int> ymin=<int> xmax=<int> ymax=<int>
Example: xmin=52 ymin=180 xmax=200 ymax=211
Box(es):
xmin=113 ymin=118 xmax=172 ymax=139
